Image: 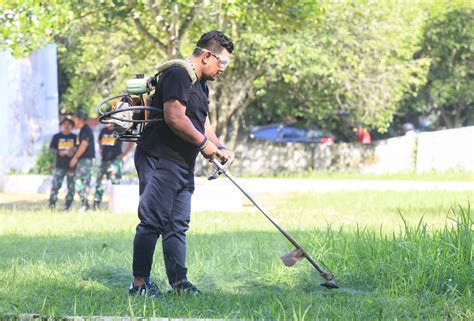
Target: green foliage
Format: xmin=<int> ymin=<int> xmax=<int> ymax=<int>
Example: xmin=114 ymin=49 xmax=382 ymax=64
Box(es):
xmin=0 ymin=1 xmax=72 ymax=57
xmin=2 ymin=1 xmax=473 ymax=137
xmin=34 ymin=142 xmax=54 ymax=175
xmin=58 ymin=0 xmax=318 ymax=125
xmin=415 ymin=6 xmax=474 ymax=128
xmin=58 ymin=20 xmax=158 ymax=114
xmin=247 ymin=1 xmax=431 ymax=135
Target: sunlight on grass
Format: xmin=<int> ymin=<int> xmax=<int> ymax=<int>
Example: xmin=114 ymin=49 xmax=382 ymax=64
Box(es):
xmin=0 ymin=190 xmax=472 ymax=319
xmin=242 ymin=169 xmax=474 ymax=181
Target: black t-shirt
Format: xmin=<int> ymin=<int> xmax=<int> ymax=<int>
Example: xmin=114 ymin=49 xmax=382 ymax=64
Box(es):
xmin=78 ymin=124 xmax=95 ymax=159
xmin=50 ymin=132 xmax=77 ymax=169
xmin=138 ymin=66 xmax=209 ymax=169
xmin=99 ymin=127 xmax=122 ymax=161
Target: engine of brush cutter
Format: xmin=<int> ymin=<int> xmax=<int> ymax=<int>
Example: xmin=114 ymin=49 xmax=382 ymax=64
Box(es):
xmin=97 ymin=59 xmax=197 ymax=142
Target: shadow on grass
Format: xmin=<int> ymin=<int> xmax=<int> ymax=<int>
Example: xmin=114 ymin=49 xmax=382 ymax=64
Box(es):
xmin=0 ymin=197 xmax=107 ymax=214
xmin=0 ymin=219 xmax=471 ymax=319
xmin=0 ymin=232 xmax=366 ymax=318
xmin=0 ymin=200 xmax=50 ymax=212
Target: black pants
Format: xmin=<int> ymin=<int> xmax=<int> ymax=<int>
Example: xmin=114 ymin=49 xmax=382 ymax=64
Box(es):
xmin=133 ymin=146 xmax=194 ymax=285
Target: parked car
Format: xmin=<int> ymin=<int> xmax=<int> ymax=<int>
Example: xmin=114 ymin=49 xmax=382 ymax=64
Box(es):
xmin=249 ymin=123 xmax=336 ymax=144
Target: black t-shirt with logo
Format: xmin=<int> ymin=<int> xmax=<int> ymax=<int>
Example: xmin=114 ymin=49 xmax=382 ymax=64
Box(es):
xmin=50 ymin=132 xmax=77 ymax=169
xmin=138 ymin=66 xmax=209 ymax=169
xmin=78 ymin=124 xmax=95 ymax=159
xmin=99 ymin=127 xmax=122 ymax=161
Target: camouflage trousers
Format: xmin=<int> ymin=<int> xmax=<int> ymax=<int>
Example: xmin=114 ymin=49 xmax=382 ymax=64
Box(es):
xmin=94 ymin=159 xmax=123 ymax=203
xmin=49 ymin=168 xmax=75 ymax=205
xmin=75 ymin=158 xmax=94 ymax=204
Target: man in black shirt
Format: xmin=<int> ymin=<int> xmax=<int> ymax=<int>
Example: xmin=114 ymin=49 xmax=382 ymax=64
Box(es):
xmin=70 ymin=109 xmax=95 ymax=212
xmin=129 ymin=31 xmax=234 ymax=297
xmin=48 ymin=117 xmax=77 ymax=210
xmin=93 ymin=123 xmax=134 ymax=209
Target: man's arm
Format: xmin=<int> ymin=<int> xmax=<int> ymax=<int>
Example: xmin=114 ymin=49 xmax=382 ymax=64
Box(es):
xmin=117 ymin=142 xmax=135 ymax=160
xmin=164 ymin=99 xmax=225 ymax=160
xmin=49 ymin=136 xmax=58 ymax=154
xmin=69 ymin=139 xmax=89 ymax=168
xmin=204 ymin=116 xmax=234 ymax=161
xmin=73 ymin=140 xmax=89 ymax=159
xmin=98 ymin=134 xmax=103 ymax=153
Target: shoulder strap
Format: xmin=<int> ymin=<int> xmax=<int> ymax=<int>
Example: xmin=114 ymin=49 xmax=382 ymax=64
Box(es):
xmin=155 ymin=59 xmax=197 ymax=85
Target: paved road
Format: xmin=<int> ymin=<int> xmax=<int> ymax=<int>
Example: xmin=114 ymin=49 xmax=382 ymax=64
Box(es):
xmin=201 ymin=178 xmax=474 ymax=194
xmin=1 ymin=175 xmax=473 ymax=194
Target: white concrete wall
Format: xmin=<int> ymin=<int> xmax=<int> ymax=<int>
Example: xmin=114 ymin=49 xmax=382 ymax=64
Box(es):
xmin=416 ymin=126 xmax=474 ymax=173
xmin=363 ymin=135 xmax=417 ymax=173
xmin=108 ymin=178 xmax=243 ymax=214
xmin=0 ymin=45 xmax=59 ymax=174
xmin=195 ymin=127 xmax=472 ymax=176
xmin=1 ymin=127 xmax=472 ymax=198
xmin=0 ymin=175 xmax=52 ymax=194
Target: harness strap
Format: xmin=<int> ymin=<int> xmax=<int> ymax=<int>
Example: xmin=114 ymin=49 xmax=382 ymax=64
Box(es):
xmin=156 ymin=59 xmax=198 ymax=85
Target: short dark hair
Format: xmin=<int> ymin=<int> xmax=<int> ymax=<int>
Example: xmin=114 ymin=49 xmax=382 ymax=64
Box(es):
xmin=59 ymin=117 xmax=74 ymax=126
xmin=193 ymin=30 xmax=234 ymax=56
xmin=74 ymin=108 xmax=88 ymax=120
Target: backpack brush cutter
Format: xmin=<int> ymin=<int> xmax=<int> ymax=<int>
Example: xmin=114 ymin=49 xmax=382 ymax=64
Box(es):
xmin=209 ymin=158 xmax=339 ymax=289
xmin=97 ymin=59 xmax=197 ymax=141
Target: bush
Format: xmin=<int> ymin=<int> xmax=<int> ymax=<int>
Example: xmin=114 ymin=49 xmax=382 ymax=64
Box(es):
xmin=34 ymin=142 xmax=54 ymax=175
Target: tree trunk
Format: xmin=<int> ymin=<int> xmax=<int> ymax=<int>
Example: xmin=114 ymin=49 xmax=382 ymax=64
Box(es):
xmin=453 ymin=102 xmax=468 ymax=128
xmin=440 ymin=105 xmax=453 ymax=128
xmin=208 ymin=69 xmax=258 ymax=148
xmin=130 ymin=3 xmax=261 ymax=147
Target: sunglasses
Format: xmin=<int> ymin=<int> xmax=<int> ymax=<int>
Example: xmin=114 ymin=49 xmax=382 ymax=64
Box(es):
xmin=196 ymin=46 xmax=231 ymax=71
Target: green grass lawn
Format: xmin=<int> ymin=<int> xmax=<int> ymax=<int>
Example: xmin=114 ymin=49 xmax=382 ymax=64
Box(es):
xmin=0 ymin=190 xmax=472 ymax=320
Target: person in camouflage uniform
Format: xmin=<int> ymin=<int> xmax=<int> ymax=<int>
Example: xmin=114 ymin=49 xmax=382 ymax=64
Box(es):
xmin=49 ymin=117 xmax=77 ymax=210
xmin=93 ymin=123 xmax=134 ymax=209
xmin=70 ymin=109 xmax=95 ymax=211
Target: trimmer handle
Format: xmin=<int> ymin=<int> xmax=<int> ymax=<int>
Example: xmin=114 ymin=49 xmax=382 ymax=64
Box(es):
xmin=208 ymin=157 xmax=233 ymax=180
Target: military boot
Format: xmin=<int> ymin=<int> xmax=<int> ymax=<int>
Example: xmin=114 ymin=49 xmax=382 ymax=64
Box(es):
xmin=78 ymin=200 xmax=90 ymax=212
xmin=63 ymin=200 xmax=73 ymax=211
xmin=93 ymin=200 xmax=101 ymax=211
xmin=48 ymin=201 xmax=56 ymax=210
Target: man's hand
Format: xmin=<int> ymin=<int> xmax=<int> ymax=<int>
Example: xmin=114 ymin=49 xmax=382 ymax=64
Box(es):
xmin=200 ymin=141 xmax=226 ymax=160
xmin=219 ymin=148 xmax=235 ymax=163
xmin=70 ymin=140 xmax=88 ymax=168
xmin=69 ymin=157 xmax=78 ymax=168
xmin=60 ymin=149 xmax=74 ymax=157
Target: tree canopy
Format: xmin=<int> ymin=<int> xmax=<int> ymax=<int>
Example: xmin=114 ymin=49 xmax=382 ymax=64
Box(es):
xmin=2 ymin=0 xmax=473 ymax=144
xmin=414 ymin=6 xmax=473 ymax=128
xmin=0 ymin=1 xmax=72 ymax=57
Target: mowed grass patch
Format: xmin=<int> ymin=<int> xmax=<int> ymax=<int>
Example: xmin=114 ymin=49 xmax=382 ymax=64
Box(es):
xmin=0 ymin=190 xmax=472 ymax=319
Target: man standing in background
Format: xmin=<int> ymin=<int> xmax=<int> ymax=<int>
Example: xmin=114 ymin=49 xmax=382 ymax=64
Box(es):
xmin=70 ymin=109 xmax=95 ymax=212
xmin=93 ymin=123 xmax=134 ymax=210
xmin=48 ymin=117 xmax=77 ymax=210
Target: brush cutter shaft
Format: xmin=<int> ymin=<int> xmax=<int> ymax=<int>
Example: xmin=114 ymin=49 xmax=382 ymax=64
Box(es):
xmin=211 ymin=159 xmax=334 ymax=280
xmin=222 ymin=169 xmax=301 ymax=248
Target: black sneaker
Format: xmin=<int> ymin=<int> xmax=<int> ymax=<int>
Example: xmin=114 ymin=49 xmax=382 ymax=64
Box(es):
xmin=168 ymin=280 xmax=201 ymax=296
xmin=129 ymin=279 xmax=163 ymax=298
